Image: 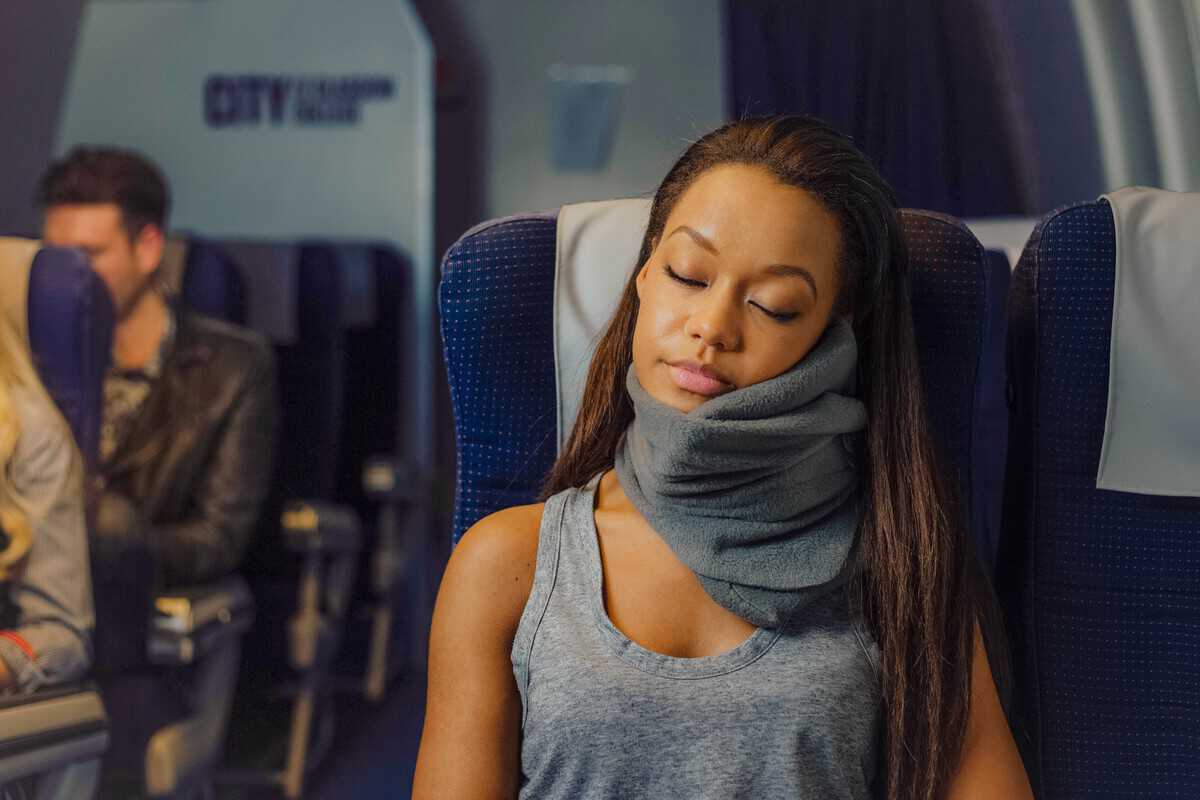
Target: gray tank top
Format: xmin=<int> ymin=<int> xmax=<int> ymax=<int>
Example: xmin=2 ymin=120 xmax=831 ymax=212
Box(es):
xmin=512 ymin=477 xmax=883 ymax=799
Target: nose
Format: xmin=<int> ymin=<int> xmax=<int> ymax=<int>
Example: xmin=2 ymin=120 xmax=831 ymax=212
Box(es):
xmin=683 ymin=292 xmax=740 ymax=351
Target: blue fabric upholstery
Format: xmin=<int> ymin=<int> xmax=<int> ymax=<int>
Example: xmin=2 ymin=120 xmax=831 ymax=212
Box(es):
xmin=441 ymin=209 xmax=1006 ymax=557
xmin=977 ymin=249 xmax=1011 ymax=571
xmin=180 ymin=237 xmax=246 ymax=324
xmin=440 ymin=215 xmax=559 ymax=545
xmin=998 ymin=200 xmax=1200 ymax=799
xmin=904 ymin=212 xmax=1009 ymax=574
xmin=26 ymin=247 xmax=114 ymax=469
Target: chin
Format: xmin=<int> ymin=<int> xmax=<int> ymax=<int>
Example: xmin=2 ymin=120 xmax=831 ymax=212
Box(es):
xmin=658 ymin=381 xmax=708 ymax=413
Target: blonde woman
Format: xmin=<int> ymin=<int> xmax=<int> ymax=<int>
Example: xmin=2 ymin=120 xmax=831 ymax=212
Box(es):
xmin=0 ymin=316 xmax=93 ymax=692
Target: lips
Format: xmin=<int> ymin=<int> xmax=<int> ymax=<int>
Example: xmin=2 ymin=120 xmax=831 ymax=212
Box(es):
xmin=666 ymin=360 xmax=733 ymax=397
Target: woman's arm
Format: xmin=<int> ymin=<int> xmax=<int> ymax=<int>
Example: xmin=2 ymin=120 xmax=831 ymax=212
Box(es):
xmin=412 ymin=505 xmax=542 ymax=800
xmin=945 ymin=626 xmax=1033 ymax=799
xmin=0 ymin=389 xmax=93 ymax=692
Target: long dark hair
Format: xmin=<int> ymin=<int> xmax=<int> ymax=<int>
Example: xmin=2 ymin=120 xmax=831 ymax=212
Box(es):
xmin=541 ymin=115 xmax=984 ymax=799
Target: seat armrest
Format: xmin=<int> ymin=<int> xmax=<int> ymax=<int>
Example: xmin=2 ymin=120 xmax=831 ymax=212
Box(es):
xmin=361 ymin=456 xmax=421 ymax=504
xmin=0 ymin=683 xmax=109 ymax=784
xmin=149 ymin=576 xmax=255 ymax=666
xmin=281 ymin=501 xmax=361 ymax=554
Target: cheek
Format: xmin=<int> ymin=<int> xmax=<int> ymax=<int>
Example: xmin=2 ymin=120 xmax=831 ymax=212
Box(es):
xmin=631 ymin=284 xmax=693 ymax=390
xmin=743 ymin=321 xmax=828 ymax=384
xmin=636 ymin=280 xmax=687 ymax=341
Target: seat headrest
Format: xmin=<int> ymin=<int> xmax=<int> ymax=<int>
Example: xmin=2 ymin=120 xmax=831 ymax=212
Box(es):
xmin=553 ymin=198 xmax=651 ymax=449
xmin=1096 ymin=187 xmax=1200 ymax=496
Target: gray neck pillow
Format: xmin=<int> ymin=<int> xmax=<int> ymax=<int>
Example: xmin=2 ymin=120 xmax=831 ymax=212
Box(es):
xmin=614 ymin=318 xmax=867 ymax=629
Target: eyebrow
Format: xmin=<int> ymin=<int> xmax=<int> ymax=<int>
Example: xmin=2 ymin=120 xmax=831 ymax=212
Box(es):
xmin=668 ymin=225 xmax=718 ymax=255
xmin=668 ymin=225 xmax=819 ymax=300
xmin=764 ymin=263 xmax=818 ymax=301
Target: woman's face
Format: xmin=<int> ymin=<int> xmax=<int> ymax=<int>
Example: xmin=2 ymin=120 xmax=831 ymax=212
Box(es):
xmin=632 ymin=164 xmax=842 ymax=412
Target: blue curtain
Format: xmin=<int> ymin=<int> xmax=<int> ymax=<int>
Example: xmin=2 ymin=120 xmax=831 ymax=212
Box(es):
xmin=725 ymin=0 xmax=1037 ymax=217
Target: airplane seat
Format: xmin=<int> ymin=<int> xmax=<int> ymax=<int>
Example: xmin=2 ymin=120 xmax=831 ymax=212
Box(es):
xmin=193 ymin=242 xmax=361 ymax=800
xmin=330 ymin=243 xmax=416 ymax=702
xmin=996 ymin=193 xmax=1200 ymax=798
xmin=439 ymin=202 xmax=1009 ymax=581
xmin=0 ymin=238 xmax=111 ymax=799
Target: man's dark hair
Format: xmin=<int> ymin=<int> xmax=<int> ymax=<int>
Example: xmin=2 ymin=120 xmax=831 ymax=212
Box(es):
xmin=38 ymin=147 xmax=170 ymax=238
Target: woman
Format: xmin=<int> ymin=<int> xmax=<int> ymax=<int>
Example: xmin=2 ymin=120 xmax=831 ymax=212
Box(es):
xmin=0 ymin=314 xmax=93 ymax=693
xmin=415 ymin=116 xmax=1031 ymax=799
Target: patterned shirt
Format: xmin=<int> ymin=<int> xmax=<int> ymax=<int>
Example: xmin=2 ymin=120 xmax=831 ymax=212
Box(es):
xmin=100 ymin=304 xmax=176 ymax=464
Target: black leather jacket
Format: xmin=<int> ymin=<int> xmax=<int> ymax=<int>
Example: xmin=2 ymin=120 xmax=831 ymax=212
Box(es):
xmin=96 ymin=311 xmax=278 ymax=588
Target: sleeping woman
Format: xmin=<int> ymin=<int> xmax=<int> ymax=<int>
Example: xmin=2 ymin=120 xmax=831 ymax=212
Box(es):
xmin=414 ymin=115 xmax=1032 ymax=800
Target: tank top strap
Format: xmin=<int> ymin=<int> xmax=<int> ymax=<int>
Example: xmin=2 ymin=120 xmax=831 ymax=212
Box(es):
xmin=511 ymin=474 xmax=601 ymax=705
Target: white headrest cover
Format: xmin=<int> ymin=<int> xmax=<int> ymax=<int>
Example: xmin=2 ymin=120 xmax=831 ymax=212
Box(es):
xmin=1097 ymin=186 xmax=1200 ymax=496
xmin=553 ymin=198 xmax=652 ymax=451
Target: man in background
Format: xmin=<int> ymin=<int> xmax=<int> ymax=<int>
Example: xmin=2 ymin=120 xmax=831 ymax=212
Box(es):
xmin=39 ymin=147 xmax=278 ymax=593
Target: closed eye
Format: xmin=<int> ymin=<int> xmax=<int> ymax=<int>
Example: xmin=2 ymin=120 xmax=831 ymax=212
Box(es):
xmin=664 ymin=264 xmax=706 ymax=288
xmin=750 ymin=302 xmax=800 ymax=323
xmin=666 ymin=264 xmax=800 ymax=322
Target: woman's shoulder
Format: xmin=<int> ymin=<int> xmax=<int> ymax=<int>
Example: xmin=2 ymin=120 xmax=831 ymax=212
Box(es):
xmin=455 ymin=503 xmax=545 ymax=574
xmin=438 ymin=502 xmax=546 ymax=638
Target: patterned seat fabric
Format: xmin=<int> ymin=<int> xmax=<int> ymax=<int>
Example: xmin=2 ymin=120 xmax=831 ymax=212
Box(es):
xmin=906 ymin=212 xmax=1010 ymax=570
xmin=27 ymin=248 xmax=114 ymax=469
xmin=440 ymin=214 xmax=559 ymax=544
xmin=441 ymin=208 xmax=1007 ymax=559
xmin=998 ymin=201 xmax=1200 ymax=799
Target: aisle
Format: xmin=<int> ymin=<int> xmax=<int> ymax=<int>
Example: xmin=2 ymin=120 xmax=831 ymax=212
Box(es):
xmin=307 ymin=674 xmax=426 ymax=799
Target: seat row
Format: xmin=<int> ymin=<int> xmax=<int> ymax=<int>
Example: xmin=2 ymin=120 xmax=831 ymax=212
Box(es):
xmin=0 ymin=236 xmax=421 ymax=799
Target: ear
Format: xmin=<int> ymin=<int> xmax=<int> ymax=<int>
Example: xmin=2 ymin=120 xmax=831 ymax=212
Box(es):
xmin=133 ymin=224 xmax=165 ymax=277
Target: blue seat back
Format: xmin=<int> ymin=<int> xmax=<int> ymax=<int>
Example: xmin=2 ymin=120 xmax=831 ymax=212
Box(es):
xmin=26 ymin=248 xmax=114 ymax=469
xmin=441 ymin=209 xmax=1007 ymax=557
xmin=440 ymin=213 xmax=558 ymax=544
xmin=997 ymin=200 xmax=1200 ymax=798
